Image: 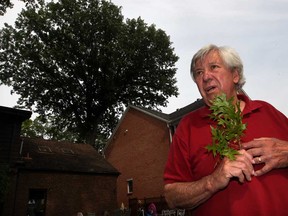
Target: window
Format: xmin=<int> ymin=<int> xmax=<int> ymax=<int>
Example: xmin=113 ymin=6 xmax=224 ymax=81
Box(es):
xmin=38 ymin=146 xmax=52 ymax=153
xmin=61 ymin=148 xmax=74 ymax=155
xmin=27 ymin=189 xmax=47 ymax=216
xmin=127 ymin=179 xmax=133 ymax=194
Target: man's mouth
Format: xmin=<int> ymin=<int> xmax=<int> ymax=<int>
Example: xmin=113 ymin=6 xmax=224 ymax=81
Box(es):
xmin=205 ymin=86 xmax=216 ymax=93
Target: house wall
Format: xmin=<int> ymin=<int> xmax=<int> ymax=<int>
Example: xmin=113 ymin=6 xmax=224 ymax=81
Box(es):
xmin=0 ymin=120 xmax=22 ymax=164
xmin=0 ymin=107 xmax=31 ymax=165
xmin=105 ymin=108 xmax=171 ymax=207
xmin=3 ymin=171 xmax=118 ymax=216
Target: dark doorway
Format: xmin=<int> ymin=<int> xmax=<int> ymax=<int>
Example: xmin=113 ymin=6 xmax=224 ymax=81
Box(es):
xmin=27 ymin=189 xmax=47 ymax=216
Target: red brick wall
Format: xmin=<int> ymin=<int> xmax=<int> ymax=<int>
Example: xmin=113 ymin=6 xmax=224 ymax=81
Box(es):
xmin=3 ymin=171 xmax=118 ymax=216
xmin=105 ymin=108 xmax=171 ymax=207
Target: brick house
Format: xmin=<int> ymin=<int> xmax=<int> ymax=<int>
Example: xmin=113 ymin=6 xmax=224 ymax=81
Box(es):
xmin=0 ymin=106 xmax=120 ymax=216
xmin=104 ymin=99 xmax=205 ymax=213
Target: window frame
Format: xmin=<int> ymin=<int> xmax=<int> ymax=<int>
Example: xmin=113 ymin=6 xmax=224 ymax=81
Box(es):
xmin=127 ymin=178 xmax=133 ymax=194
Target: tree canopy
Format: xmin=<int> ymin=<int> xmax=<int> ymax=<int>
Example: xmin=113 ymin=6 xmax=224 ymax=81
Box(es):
xmin=0 ymin=0 xmax=179 ymax=145
xmin=0 ymin=0 xmax=13 ymax=15
xmin=0 ymin=0 xmax=32 ymax=15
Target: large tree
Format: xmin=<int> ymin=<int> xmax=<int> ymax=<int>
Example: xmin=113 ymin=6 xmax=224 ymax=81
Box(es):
xmin=0 ymin=0 xmax=179 ymax=145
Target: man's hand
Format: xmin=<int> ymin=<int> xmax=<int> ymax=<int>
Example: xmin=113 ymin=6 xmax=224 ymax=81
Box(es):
xmin=243 ymin=138 xmax=288 ymax=176
xmin=210 ymin=149 xmax=255 ymax=190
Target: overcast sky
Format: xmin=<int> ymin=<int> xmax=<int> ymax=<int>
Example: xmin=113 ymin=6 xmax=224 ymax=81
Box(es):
xmin=1 ymin=0 xmax=287 ymax=116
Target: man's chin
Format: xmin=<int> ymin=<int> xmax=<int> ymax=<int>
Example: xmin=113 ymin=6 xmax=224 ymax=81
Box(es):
xmin=203 ymin=97 xmax=214 ymax=107
xmin=204 ymin=92 xmax=222 ymax=106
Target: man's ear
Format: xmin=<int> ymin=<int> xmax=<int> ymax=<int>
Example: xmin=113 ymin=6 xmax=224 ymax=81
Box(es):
xmin=232 ymin=69 xmax=240 ymax=84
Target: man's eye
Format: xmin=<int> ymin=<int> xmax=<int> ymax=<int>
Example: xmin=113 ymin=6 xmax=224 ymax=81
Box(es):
xmin=211 ymin=65 xmax=218 ymax=70
xmin=194 ymin=71 xmax=203 ymax=77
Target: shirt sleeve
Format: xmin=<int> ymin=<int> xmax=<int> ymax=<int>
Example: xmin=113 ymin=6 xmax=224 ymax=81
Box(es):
xmin=163 ymin=127 xmax=193 ymax=184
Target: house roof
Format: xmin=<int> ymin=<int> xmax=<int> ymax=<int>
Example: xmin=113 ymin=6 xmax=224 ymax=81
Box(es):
xmin=131 ymin=98 xmax=205 ymax=124
xmin=168 ymin=99 xmax=205 ymax=123
xmin=18 ymin=137 xmax=119 ymax=175
xmin=0 ymin=105 xmax=31 ymax=121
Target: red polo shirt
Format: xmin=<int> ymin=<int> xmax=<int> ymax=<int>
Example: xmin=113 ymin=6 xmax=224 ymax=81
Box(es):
xmin=164 ymin=95 xmax=288 ymax=216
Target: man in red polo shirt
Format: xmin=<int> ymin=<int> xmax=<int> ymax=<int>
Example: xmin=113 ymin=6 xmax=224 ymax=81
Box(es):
xmin=163 ymin=44 xmax=288 ymax=215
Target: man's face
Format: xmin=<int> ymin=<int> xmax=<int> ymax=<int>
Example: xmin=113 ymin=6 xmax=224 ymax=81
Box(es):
xmin=193 ymin=50 xmax=239 ymax=106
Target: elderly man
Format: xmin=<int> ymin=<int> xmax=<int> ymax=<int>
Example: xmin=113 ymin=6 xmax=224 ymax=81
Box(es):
xmin=163 ymin=44 xmax=288 ymax=215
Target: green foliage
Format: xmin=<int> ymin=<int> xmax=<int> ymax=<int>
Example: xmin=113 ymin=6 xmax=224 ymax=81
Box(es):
xmin=0 ymin=0 xmax=13 ymax=15
xmin=0 ymin=0 xmax=179 ymax=145
xmin=206 ymin=94 xmax=246 ymax=160
xmin=21 ymin=115 xmax=79 ymax=142
xmin=0 ymin=0 xmax=37 ymax=15
xmin=21 ymin=115 xmax=107 ymax=150
xmin=0 ymin=164 xmax=10 ymax=203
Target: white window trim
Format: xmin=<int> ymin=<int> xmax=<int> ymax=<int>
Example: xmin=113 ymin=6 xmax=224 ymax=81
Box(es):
xmin=127 ymin=178 xmax=133 ymax=194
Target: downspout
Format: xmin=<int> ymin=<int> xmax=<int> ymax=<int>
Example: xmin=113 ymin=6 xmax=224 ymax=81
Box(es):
xmin=167 ymin=123 xmax=173 ymax=144
xmin=12 ymin=138 xmax=24 ymax=216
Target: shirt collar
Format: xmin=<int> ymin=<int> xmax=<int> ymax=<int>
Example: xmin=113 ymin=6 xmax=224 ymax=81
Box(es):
xmin=240 ymin=94 xmax=263 ymax=116
xmin=198 ymin=94 xmax=263 ymax=119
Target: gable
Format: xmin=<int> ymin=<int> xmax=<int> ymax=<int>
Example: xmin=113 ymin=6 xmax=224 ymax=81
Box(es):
xmin=104 ymin=106 xmax=168 ymax=155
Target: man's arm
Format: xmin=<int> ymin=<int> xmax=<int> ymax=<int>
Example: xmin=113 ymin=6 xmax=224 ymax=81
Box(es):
xmin=164 ymin=150 xmax=255 ymax=209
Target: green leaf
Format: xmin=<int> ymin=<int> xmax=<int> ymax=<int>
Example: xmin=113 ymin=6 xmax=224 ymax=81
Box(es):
xmin=206 ymin=94 xmax=247 ymax=160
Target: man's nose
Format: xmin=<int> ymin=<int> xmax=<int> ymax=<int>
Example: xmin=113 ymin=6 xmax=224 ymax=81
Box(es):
xmin=202 ymin=69 xmax=212 ymax=81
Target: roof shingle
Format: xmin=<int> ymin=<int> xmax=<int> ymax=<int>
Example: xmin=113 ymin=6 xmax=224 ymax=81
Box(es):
xmin=19 ymin=137 xmax=119 ymax=175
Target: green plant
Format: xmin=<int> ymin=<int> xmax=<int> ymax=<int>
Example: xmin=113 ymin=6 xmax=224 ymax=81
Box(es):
xmin=206 ymin=94 xmax=246 ymax=160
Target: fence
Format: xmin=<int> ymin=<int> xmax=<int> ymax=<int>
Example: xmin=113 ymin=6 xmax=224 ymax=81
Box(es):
xmin=129 ymin=196 xmax=169 ymax=215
